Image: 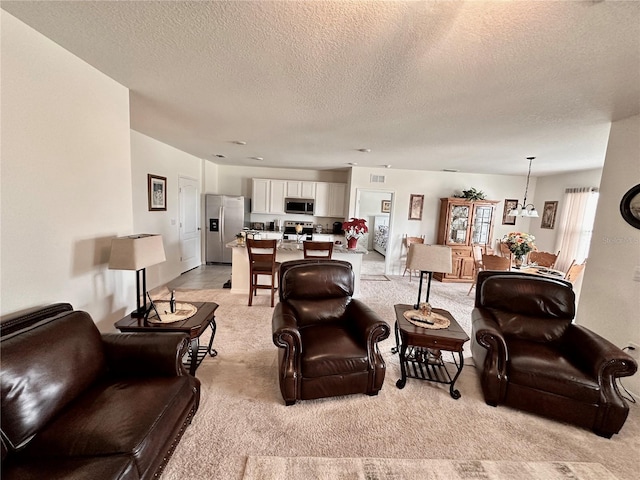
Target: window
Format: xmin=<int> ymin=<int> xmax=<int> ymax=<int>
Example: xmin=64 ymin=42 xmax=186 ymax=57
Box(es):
xmin=554 ymin=187 xmax=599 ymax=272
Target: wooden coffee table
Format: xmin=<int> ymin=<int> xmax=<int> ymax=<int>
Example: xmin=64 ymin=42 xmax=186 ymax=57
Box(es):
xmin=114 ymin=301 xmax=218 ymax=375
xmin=394 ymin=304 xmax=469 ymax=399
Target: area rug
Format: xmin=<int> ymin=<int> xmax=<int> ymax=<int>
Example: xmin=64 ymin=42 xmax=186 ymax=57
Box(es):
xmin=242 ymin=457 xmax=619 ymax=480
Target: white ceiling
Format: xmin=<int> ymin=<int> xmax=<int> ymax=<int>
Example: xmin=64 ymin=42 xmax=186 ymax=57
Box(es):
xmin=3 ymin=1 xmax=639 ymax=176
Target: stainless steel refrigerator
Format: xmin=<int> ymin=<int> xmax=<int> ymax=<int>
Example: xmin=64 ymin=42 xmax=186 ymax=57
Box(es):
xmin=205 ymin=195 xmax=247 ymax=264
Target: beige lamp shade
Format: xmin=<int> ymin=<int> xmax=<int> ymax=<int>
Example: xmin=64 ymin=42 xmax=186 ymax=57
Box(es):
xmin=407 ymin=244 xmax=452 ymax=274
xmin=108 ymin=234 xmax=166 ymax=271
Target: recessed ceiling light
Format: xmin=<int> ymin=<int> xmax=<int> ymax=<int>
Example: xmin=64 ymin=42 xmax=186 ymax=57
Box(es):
xmin=348 ymin=162 xmax=358 ymax=166
xmin=384 ymin=164 xmax=392 ymax=169
xmin=214 ymin=154 xmax=226 ymax=158
xmin=442 ymin=168 xmax=459 ymax=172
xmin=250 ymin=156 xmax=264 ymax=161
xmin=358 ymin=148 xmax=371 ymax=153
xmin=232 ymin=140 xmax=247 ymax=145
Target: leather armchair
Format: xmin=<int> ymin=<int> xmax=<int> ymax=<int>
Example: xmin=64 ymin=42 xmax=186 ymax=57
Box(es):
xmin=272 ymin=259 xmax=390 ymax=405
xmin=471 ymin=271 xmax=637 ymax=438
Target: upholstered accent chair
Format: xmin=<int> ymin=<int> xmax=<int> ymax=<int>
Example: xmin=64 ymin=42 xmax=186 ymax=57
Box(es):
xmin=272 ymin=259 xmax=390 ymax=405
xmin=471 ymin=271 xmax=637 ymax=438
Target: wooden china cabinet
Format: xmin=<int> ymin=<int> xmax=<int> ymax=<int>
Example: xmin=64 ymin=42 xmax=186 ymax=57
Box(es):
xmin=434 ymin=197 xmax=499 ymax=282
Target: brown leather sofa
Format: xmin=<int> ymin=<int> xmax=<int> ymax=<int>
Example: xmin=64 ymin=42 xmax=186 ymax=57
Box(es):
xmin=1 ymin=303 xmax=200 ymax=479
xmin=272 ymin=260 xmax=390 ymax=405
xmin=471 ymin=271 xmax=637 ymax=438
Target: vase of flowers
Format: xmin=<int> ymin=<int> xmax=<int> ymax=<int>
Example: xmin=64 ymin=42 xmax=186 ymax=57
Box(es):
xmin=502 ymin=232 xmax=536 ymax=268
xmin=342 ymin=218 xmax=368 ymax=249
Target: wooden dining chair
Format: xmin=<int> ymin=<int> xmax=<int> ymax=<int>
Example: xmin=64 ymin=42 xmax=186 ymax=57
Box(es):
xmin=246 ymin=239 xmax=281 ymax=307
xmin=498 ymin=242 xmax=513 ymax=264
xmin=402 ymin=235 xmax=425 ymax=281
xmin=467 ymin=244 xmax=486 ymax=296
xmin=480 ymin=254 xmax=511 ymax=272
xmin=565 ymin=259 xmax=587 ymax=284
xmin=529 ymin=251 xmax=559 ymax=268
xmin=303 ymin=241 xmax=333 ymax=259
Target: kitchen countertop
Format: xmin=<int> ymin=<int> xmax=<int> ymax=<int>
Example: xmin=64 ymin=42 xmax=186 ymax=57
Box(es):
xmin=226 ymin=239 xmax=367 ymax=254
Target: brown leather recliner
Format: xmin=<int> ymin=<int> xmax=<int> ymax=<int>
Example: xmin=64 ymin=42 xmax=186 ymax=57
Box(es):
xmin=1 ymin=303 xmax=200 ymax=479
xmin=272 ymin=259 xmax=390 ymax=405
xmin=471 ymin=271 xmax=637 ymax=438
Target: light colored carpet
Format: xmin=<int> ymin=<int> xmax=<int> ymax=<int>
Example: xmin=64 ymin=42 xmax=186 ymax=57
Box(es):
xmin=360 ymin=274 xmax=391 ymax=281
xmin=158 ymin=277 xmax=640 ymax=480
xmin=242 ymin=457 xmax=619 ymax=480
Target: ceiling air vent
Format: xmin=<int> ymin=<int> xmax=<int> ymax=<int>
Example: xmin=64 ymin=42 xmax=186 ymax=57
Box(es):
xmin=370 ymin=174 xmax=386 ymax=184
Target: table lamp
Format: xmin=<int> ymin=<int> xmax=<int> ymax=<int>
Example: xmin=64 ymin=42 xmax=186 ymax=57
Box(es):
xmin=109 ymin=234 xmax=166 ymax=317
xmin=406 ymin=244 xmax=452 ymax=309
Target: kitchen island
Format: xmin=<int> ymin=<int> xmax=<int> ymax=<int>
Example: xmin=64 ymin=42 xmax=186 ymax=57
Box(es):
xmin=226 ymin=239 xmax=367 ymax=296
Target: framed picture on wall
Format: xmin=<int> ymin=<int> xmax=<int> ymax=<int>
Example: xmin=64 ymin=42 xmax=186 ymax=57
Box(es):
xmin=381 ymin=200 xmax=391 ymax=213
xmin=408 ymin=194 xmax=424 ymax=220
xmin=540 ymin=201 xmax=558 ymax=229
xmin=148 ymin=174 xmax=167 ymax=211
xmin=502 ymin=199 xmax=518 ymax=225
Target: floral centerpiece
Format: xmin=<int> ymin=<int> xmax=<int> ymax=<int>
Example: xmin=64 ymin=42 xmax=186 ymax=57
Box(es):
xmin=342 ymin=218 xmax=368 ymax=249
xmin=502 ymin=231 xmax=536 ymax=267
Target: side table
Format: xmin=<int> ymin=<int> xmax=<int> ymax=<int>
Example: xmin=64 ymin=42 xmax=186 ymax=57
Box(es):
xmin=394 ymin=304 xmax=469 ymax=399
xmin=114 ymin=301 xmax=218 ymax=376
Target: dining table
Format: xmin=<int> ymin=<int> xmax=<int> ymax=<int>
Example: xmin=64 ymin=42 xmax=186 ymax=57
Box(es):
xmin=516 ymin=265 xmax=566 ymax=279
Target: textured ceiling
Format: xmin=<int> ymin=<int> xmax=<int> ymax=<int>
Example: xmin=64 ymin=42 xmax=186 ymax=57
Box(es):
xmin=3 ymin=1 xmax=639 ymax=176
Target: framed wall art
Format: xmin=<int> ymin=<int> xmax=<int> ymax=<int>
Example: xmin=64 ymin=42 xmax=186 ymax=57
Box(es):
xmin=381 ymin=200 xmax=391 ymax=213
xmin=620 ymin=183 xmax=640 ymax=229
xmin=502 ymin=199 xmax=518 ymax=225
xmin=408 ymin=194 xmax=424 ymax=220
xmin=540 ymin=201 xmax=558 ymax=229
xmin=148 ymin=174 xmax=167 ymax=211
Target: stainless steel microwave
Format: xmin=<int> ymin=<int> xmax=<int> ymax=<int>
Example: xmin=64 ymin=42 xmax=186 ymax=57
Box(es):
xmin=284 ymin=198 xmax=314 ymax=215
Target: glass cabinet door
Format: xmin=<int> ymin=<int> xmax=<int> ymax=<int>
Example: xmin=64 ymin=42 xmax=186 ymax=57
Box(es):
xmin=472 ymin=205 xmax=494 ymax=244
xmin=448 ymin=205 xmax=470 ymax=244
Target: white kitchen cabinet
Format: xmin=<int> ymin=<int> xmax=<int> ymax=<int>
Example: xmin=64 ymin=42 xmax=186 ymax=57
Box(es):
xmin=269 ymin=180 xmax=286 ymax=214
xmin=314 ymin=182 xmax=346 ymax=217
xmin=286 ymin=181 xmax=316 ymax=199
xmin=301 ymin=181 xmax=316 ymax=199
xmin=252 ymin=178 xmax=286 ymax=214
xmin=329 ymin=183 xmax=346 ymax=217
xmin=314 ymin=182 xmax=330 ymax=216
xmin=251 ymin=179 xmax=270 ymax=213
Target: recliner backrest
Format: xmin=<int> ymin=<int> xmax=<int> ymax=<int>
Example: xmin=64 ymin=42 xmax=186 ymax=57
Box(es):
xmin=1 ymin=311 xmax=106 ymax=453
xmin=278 ymin=260 xmax=354 ymax=327
xmin=476 ymin=271 xmax=575 ymax=342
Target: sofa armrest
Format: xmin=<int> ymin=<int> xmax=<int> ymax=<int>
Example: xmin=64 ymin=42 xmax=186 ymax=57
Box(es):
xmin=564 ymin=324 xmax=638 ymax=383
xmin=102 ymin=332 xmax=190 ymax=377
xmin=347 ymin=299 xmax=390 ymax=348
xmin=471 ymin=307 xmax=509 ymax=405
xmin=272 ymin=303 xmax=302 ymax=360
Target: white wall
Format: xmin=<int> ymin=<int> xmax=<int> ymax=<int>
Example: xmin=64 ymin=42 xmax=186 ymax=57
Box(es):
xmin=579 ymin=114 xmax=640 ymax=396
xmin=348 ymin=167 xmax=536 ymax=274
xmin=528 ymin=169 xmax=603 ymax=252
xmin=130 ymin=131 xmax=204 ymax=288
xmin=1 ymin=12 xmax=133 ymax=331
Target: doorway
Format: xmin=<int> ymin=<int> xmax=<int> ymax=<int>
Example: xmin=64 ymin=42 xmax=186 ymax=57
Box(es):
xmin=179 ymin=176 xmax=201 ymax=273
xmin=354 ymin=189 xmax=394 ymax=275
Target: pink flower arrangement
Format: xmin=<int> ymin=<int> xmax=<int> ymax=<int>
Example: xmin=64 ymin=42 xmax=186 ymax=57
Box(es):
xmin=342 ymin=218 xmax=368 ymax=239
xmin=503 ymin=232 xmax=536 ymax=258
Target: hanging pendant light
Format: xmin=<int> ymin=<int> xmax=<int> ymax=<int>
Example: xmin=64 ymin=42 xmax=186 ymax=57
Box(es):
xmin=508 ymin=157 xmax=539 ymax=218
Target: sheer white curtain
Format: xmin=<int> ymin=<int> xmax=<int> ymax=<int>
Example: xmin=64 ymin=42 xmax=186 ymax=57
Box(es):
xmin=554 ymin=187 xmax=599 ymax=272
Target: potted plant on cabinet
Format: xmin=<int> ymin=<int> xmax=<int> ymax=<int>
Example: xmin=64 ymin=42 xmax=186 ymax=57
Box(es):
xmin=342 ymin=218 xmax=368 ymax=250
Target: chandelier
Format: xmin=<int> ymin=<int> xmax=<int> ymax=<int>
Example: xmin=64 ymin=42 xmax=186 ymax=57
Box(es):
xmin=508 ymin=157 xmax=539 ymax=218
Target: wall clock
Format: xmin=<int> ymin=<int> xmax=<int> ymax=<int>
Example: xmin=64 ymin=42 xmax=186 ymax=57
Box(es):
xmin=619 ymin=183 xmax=640 ymax=229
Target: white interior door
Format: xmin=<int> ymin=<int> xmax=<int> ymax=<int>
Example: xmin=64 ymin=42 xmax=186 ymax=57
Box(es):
xmin=179 ymin=176 xmax=201 ymax=272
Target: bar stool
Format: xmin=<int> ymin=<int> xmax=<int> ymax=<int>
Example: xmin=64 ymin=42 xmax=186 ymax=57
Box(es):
xmin=247 ymin=239 xmax=280 ymax=307
xmin=303 ymin=241 xmax=333 ymax=259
